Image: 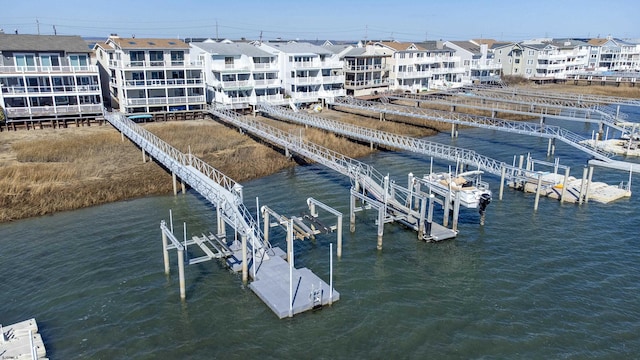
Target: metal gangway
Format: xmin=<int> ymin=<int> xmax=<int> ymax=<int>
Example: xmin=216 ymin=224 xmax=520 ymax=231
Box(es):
xmin=329 ymin=96 xmax=615 ymax=161
xmin=103 ymin=112 xmax=271 ymax=263
xmin=386 ymin=91 xmax=631 ymax=134
xmin=256 ymin=102 xmax=524 ymax=181
xmin=207 ymin=106 xmax=453 ymax=242
xmin=458 ymin=84 xmax=640 ymax=108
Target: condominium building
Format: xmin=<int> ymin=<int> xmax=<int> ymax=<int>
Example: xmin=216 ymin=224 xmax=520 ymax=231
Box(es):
xmin=257 ymin=41 xmax=345 ymax=104
xmin=342 ymin=43 xmax=391 ymax=97
xmin=587 ymin=36 xmax=640 ymax=71
xmin=93 ymin=35 xmax=205 ymax=114
xmin=0 ymin=34 xmax=103 ymax=122
xmin=444 ymin=40 xmax=502 ymax=84
xmin=189 ymin=41 xmax=284 ymax=109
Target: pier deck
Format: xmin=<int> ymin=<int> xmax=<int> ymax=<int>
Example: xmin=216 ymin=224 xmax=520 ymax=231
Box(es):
xmin=0 ymin=318 xmax=47 ymax=359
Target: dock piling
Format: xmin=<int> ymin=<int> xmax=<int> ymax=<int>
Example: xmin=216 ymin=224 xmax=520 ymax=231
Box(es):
xmin=177 ymin=248 xmax=186 ymax=300
xmin=534 ymin=174 xmax=543 ymax=211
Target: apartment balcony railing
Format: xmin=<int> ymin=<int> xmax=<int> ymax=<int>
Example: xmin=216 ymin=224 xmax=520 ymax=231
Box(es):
xmin=538 ymin=53 xmax=566 ymax=61
xmin=431 ymin=67 xmax=465 ymax=74
xmin=108 ymin=60 xmax=203 ymax=68
xmin=345 ymin=64 xmax=387 ymax=71
xmin=253 ymin=63 xmax=278 ymax=70
xmin=396 ymin=70 xmax=432 ymax=79
xmin=322 ymin=75 xmax=344 ymax=83
xmin=470 ymin=63 xmax=502 ymax=71
xmin=123 ymin=78 xmax=204 ymax=87
xmin=320 ymin=88 xmax=345 ymax=97
xmin=0 ymin=65 xmax=99 ymax=74
xmin=292 ymin=77 xmax=322 ymax=85
xmin=1 ymin=84 xmax=101 ymax=95
xmin=220 ymin=80 xmax=252 ymax=89
xmin=5 ymin=103 xmax=102 ymax=116
xmin=537 ymin=63 xmax=565 ymax=70
xmin=126 ymin=95 xmax=205 ymax=106
xmin=255 ymin=94 xmax=284 ymax=103
xmin=291 ymin=91 xmax=320 ymax=100
xmin=253 ymin=78 xmax=280 ymax=87
xmin=344 ymin=79 xmax=390 ymax=89
xmin=320 ymin=61 xmax=343 ymax=69
xmin=291 ymin=61 xmax=320 ymax=69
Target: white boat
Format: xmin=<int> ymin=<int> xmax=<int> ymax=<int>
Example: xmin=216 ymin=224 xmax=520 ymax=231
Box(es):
xmin=422 ymin=170 xmax=492 ymax=213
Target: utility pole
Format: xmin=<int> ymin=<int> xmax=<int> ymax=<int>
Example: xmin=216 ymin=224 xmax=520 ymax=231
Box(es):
xmin=36 ymin=18 xmax=39 ymax=35
xmin=216 ymin=20 xmax=218 ymax=41
xmin=53 ymin=25 xmax=57 ymax=35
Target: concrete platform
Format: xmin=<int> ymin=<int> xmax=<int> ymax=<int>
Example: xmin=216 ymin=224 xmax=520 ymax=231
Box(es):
xmin=249 ymin=254 xmax=339 ymax=319
xmin=427 ymin=223 xmax=458 ymax=242
xmin=0 ymin=318 xmax=47 ymax=359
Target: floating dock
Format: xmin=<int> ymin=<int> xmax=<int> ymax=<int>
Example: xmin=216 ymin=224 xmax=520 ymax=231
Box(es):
xmin=0 ymin=318 xmax=47 ymax=359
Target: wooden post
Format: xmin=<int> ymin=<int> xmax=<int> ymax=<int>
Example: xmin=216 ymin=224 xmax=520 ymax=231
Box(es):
xmin=585 ymin=166 xmax=594 ymax=203
xmin=560 ymin=167 xmax=570 ymax=204
xmin=181 ymin=181 xmax=186 ymax=194
xmin=452 ymin=191 xmax=461 ymax=232
xmin=349 ymin=192 xmax=356 ymax=232
xmin=534 ymin=174 xmax=543 ymax=211
xmin=241 ymin=233 xmax=248 ymax=284
xmin=172 ymin=172 xmax=177 ymax=196
xmin=579 ymin=167 xmax=588 ymax=204
xmin=142 ymin=148 xmax=147 ymax=163
xmin=443 ymin=191 xmax=451 ymax=227
xmin=499 ymin=165 xmax=506 ymax=200
xmin=162 ymin=231 xmax=170 ymax=275
xmin=177 ymin=249 xmax=186 ymax=300
xmin=376 ymin=206 xmax=384 ymax=251
xmin=336 ymin=214 xmax=343 ymax=258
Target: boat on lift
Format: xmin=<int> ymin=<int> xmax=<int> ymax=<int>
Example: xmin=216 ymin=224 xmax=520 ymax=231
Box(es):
xmin=421 ymin=170 xmax=492 ymax=213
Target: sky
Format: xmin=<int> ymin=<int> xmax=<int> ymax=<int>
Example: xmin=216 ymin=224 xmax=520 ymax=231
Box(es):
xmin=2 ymin=0 xmax=639 ymax=42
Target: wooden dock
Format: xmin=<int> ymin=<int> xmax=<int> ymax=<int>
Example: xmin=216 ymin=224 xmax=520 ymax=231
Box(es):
xmin=0 ymin=318 xmax=47 ymax=359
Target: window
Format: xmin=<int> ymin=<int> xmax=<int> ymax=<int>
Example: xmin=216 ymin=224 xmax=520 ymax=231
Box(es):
xmin=527 ymin=59 xmax=533 ymax=65
xmin=149 ymin=51 xmax=164 ymax=65
xmin=15 ymin=54 xmax=36 ymax=70
xmin=225 ymin=57 xmax=234 ymax=66
xmin=528 ymin=50 xmax=535 ymax=56
xmin=130 ymin=51 xmax=144 ymax=65
xmin=69 ymin=54 xmax=88 ymax=68
xmin=171 ymin=51 xmax=184 ymax=65
xmin=515 ymin=59 xmax=520 ymax=64
xmin=40 ymin=54 xmax=60 ymax=68
xmin=526 ymin=69 xmax=532 ymax=74
xmin=463 ymin=60 xmax=470 ymax=66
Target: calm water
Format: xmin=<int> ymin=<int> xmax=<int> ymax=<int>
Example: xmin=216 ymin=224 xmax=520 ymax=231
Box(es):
xmin=2 ymin=107 xmax=640 ymax=359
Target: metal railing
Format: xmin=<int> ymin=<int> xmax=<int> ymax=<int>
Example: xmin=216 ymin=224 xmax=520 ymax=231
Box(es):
xmin=330 ymin=96 xmax=615 ymax=161
xmin=103 ymin=111 xmax=270 ymax=258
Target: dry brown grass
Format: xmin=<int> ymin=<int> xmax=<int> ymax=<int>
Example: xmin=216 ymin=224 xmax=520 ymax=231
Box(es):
xmin=526 ymin=83 xmax=640 ymax=98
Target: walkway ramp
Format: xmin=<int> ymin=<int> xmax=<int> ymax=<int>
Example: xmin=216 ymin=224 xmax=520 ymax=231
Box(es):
xmin=208 ymin=106 xmax=454 ymax=241
xmin=104 ymin=112 xmax=270 ymax=260
xmin=329 ymin=96 xmax=615 ymax=161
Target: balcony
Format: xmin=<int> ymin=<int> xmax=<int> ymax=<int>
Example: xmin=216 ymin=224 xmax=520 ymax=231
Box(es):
xmin=254 ymin=78 xmax=280 ymax=87
xmin=5 ymin=104 xmax=102 ymax=117
xmin=292 ymin=77 xmax=321 ymax=85
xmin=1 ymin=84 xmax=101 ymax=95
xmin=220 ymin=80 xmax=252 ymax=89
xmin=0 ymin=65 xmax=99 ymax=74
xmin=253 ymin=63 xmax=278 ymax=70
xmin=291 ymin=61 xmax=320 ymax=69
xmin=109 ymin=60 xmax=203 ymax=69
xmin=126 ymin=95 xmax=205 ymax=106
xmin=123 ymin=78 xmax=204 ymax=87
xmin=254 ymin=94 xmax=284 ymax=104
xmin=396 ymin=70 xmax=432 ymax=79
xmin=344 ymin=79 xmax=390 ymax=89
xmin=431 ymin=67 xmax=465 ymax=74
xmin=470 ymin=63 xmax=502 ymax=71
xmin=322 ymin=75 xmax=344 ymax=84
xmin=345 ymin=64 xmax=387 ymax=71
xmin=538 ymin=53 xmax=566 ymax=61
xmin=320 ymin=61 xmax=343 ymax=69
xmin=537 ymin=63 xmax=565 ymax=70
xmin=291 ymin=91 xmax=320 ymax=101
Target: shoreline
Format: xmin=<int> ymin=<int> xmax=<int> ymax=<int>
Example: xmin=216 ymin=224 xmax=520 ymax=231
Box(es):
xmin=2 ymin=84 xmax=639 ymax=222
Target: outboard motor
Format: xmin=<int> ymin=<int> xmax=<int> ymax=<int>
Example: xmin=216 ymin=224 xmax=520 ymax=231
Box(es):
xmin=478 ymin=193 xmax=492 ymax=225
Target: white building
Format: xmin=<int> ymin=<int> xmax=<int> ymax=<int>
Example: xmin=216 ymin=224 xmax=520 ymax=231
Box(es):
xmin=342 ymin=43 xmax=392 ymax=97
xmin=189 ymin=41 xmax=284 ymax=109
xmin=587 ymin=37 xmax=640 ymax=71
xmin=94 ymin=36 xmax=205 ymax=114
xmin=0 ymin=34 xmax=103 ymax=122
xmin=256 ymin=41 xmax=345 ymax=104
xmin=444 ymin=40 xmax=502 ymax=85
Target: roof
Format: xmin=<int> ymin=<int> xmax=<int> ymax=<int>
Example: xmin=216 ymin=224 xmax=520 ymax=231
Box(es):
xmin=0 ymin=34 xmax=91 ymax=53
xmin=472 ymin=39 xmax=498 ymax=48
xmin=261 ymin=41 xmax=333 ymax=55
xmin=549 ymin=38 xmax=589 ymax=49
xmin=323 ymin=44 xmax=352 ymax=55
xmin=107 ymin=37 xmax=189 ymax=50
xmin=448 ymin=41 xmax=481 ymax=54
xmin=375 ymin=41 xmax=425 ymax=51
xmin=190 ymin=42 xmax=273 ymax=57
